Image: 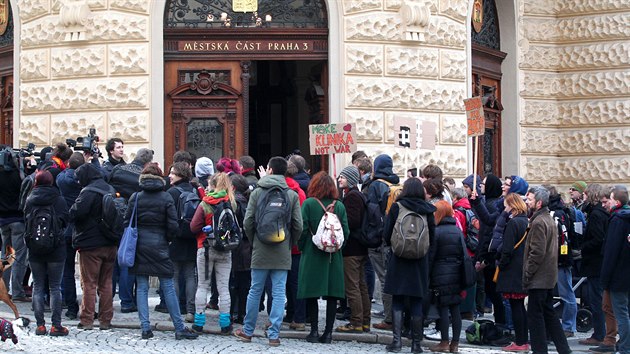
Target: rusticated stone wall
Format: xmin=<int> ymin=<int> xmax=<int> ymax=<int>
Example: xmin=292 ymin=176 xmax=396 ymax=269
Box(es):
xmin=17 ymin=0 xmax=151 ymax=158
xmin=519 ymin=0 xmax=630 ymax=185
xmin=345 ymin=0 xmax=468 ymax=178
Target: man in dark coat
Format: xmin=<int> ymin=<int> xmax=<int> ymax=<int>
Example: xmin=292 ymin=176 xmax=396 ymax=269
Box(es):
xmin=601 ymin=185 xmax=630 ymax=354
xmin=101 ymin=138 xmax=125 ymax=181
xmin=289 ymin=155 xmax=310 ymax=194
xmin=523 ymin=187 xmax=571 ymax=354
xmin=69 ymin=163 xmax=118 ymax=330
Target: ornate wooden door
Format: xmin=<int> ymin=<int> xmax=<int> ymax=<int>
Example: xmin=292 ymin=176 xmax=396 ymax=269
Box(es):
xmin=0 ymin=0 xmax=13 ymax=146
xmin=164 ymin=62 xmax=244 ymax=168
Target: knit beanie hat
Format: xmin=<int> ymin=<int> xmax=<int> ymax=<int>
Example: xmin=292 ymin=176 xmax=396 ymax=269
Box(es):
xmin=509 ymin=175 xmax=529 ymax=196
xmin=339 ymin=166 xmax=360 ymax=189
xmin=195 ymin=157 xmax=214 ymax=178
xmin=571 ymin=181 xmax=587 ymax=193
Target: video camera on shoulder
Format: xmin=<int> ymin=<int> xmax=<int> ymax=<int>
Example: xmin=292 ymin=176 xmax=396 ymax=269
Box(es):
xmin=66 ymin=128 xmax=102 ymax=158
xmin=0 ymin=142 xmax=38 ymax=172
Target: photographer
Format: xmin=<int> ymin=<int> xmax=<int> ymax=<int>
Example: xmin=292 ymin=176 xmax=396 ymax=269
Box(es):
xmin=0 ymin=145 xmax=30 ymax=302
xmin=102 ymin=138 xmax=125 ymax=181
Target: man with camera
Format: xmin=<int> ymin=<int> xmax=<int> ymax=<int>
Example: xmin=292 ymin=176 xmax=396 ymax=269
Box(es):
xmin=101 ymin=138 xmax=125 ymax=181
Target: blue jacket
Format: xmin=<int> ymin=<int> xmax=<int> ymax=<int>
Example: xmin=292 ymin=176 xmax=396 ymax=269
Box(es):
xmin=56 ymin=168 xmax=82 ymax=241
xmin=600 ymin=207 xmax=630 ymax=292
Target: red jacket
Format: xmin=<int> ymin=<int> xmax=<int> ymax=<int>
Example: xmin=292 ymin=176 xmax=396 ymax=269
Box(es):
xmin=286 ymin=177 xmax=306 ymax=255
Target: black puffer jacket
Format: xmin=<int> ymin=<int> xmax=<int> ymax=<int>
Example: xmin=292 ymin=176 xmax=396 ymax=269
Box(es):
xmin=70 ymin=163 xmax=117 ymax=251
xmin=109 ymin=159 xmax=144 ymax=200
xmin=580 ymin=203 xmax=609 ymax=278
xmin=24 ymin=185 xmax=69 ymax=263
xmin=0 ymin=167 xmax=23 ymax=219
xmin=470 ymin=174 xmax=503 ymax=264
xmin=429 ymin=216 xmax=465 ymax=306
xmin=127 ymin=174 xmax=178 ymax=278
xmin=167 ymin=179 xmax=197 ymax=262
xmin=496 ymin=213 xmax=528 ymax=294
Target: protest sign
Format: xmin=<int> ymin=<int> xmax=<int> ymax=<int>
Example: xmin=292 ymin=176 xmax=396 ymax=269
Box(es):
xmin=309 ymin=123 xmax=357 ymax=155
xmin=464 ymin=97 xmax=485 ymax=137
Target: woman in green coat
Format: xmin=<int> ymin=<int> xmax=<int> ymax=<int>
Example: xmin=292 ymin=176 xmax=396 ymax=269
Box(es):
xmin=298 ymin=171 xmax=350 ymax=344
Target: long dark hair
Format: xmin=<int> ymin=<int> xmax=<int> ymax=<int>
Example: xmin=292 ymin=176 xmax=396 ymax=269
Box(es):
xmin=397 ymin=178 xmax=426 ymax=201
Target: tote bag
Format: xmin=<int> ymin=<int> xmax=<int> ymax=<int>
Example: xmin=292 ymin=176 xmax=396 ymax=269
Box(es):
xmin=117 ymin=195 xmax=138 ymax=268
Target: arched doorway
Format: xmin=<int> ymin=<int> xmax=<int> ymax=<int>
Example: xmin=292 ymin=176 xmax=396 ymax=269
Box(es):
xmin=0 ymin=0 xmax=13 ymax=145
xmin=163 ymin=0 xmax=329 ymax=170
xmin=471 ymin=0 xmax=506 ymax=177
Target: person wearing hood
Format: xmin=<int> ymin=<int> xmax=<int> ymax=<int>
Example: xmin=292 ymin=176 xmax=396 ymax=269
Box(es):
xmin=368 ymin=154 xmax=400 ymax=331
xmin=126 ymin=163 xmax=197 ymax=340
xmin=601 ymin=185 xmax=630 ymax=354
xmin=70 ymin=162 xmax=118 ymax=331
xmin=234 ymin=157 xmax=302 ymax=347
xmin=335 ymin=166 xmax=370 ymax=334
xmin=24 ymin=170 xmax=69 ymax=336
xmin=194 ymin=157 xmax=214 ymax=188
xmin=467 ymin=173 xmax=505 ymax=324
xmin=189 ymin=172 xmax=237 ymax=335
xmin=382 ymin=178 xmax=436 ymax=353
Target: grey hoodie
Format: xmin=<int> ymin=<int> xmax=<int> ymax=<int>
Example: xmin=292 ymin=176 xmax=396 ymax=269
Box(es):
xmin=243 ymin=174 xmax=303 ymax=270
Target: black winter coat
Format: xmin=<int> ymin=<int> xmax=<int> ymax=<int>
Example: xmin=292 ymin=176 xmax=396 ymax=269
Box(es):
xmin=429 ymin=216 xmax=465 ymax=306
xmin=56 ymin=168 xmax=81 ymax=242
xmin=470 ymin=195 xmax=499 ymax=264
xmin=0 ymin=167 xmax=23 ymax=219
xmin=231 ymin=192 xmax=252 ymax=272
xmin=167 ymin=180 xmax=197 ymax=262
xmin=342 ymin=188 xmax=367 ymax=257
xmin=496 ymin=213 xmax=528 ymax=294
xmin=548 ymin=195 xmax=573 ymax=268
xmin=24 ymin=185 xmax=69 ymax=263
xmin=383 ymin=197 xmax=435 ymax=298
xmin=109 ymin=160 xmax=144 ymax=200
xmin=126 ymin=174 xmax=178 ymax=278
xmin=292 ymin=171 xmax=310 ymax=194
xmin=580 ymin=203 xmax=609 ymax=278
xmin=600 ymin=208 xmax=630 ymax=292
xmin=70 ymin=163 xmax=117 ymax=251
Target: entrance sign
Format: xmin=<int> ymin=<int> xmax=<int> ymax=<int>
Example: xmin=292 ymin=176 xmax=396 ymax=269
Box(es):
xmin=233 ymin=0 xmax=258 ymax=12
xmin=179 ymin=40 xmax=316 ymax=53
xmin=464 ymin=96 xmax=485 ymax=137
xmin=309 ymin=123 xmax=356 ymax=155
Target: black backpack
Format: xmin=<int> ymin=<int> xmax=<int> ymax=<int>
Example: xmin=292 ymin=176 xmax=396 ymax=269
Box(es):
xmin=174 ymin=186 xmax=201 ymax=239
xmin=83 ymin=187 xmax=127 ymax=243
xmin=205 ymin=200 xmax=241 ymax=252
xmin=356 ymin=191 xmax=384 ymax=248
xmin=455 ymin=206 xmax=480 ymax=252
xmin=25 ymin=204 xmax=62 ymax=255
xmin=254 ymin=186 xmax=291 ymax=245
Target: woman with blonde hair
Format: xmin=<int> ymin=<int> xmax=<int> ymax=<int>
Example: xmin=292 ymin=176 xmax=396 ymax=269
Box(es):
xmin=496 ymin=193 xmax=529 ymax=352
xmin=190 ymin=172 xmax=237 ymax=335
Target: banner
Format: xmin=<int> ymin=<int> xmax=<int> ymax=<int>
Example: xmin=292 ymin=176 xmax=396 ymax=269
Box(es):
xmin=464 ymin=97 xmax=486 ymax=137
xmin=394 ymin=117 xmax=417 ymax=150
xmin=309 ymin=123 xmax=357 ymax=155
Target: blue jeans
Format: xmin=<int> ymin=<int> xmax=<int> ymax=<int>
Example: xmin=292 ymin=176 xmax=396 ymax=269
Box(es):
xmin=1 ymin=222 xmax=27 ymax=298
xmin=611 ymin=290 xmax=630 ymax=354
xmin=243 ymin=269 xmax=287 ymax=340
xmin=118 ymin=263 xmax=136 ymax=309
xmin=287 ymin=254 xmax=306 ymax=323
xmin=557 ymin=267 xmax=577 ymax=333
xmin=587 ymin=276 xmax=605 ymax=341
xmin=30 ymin=260 xmax=64 ymax=327
xmin=136 ymin=276 xmax=184 ymax=332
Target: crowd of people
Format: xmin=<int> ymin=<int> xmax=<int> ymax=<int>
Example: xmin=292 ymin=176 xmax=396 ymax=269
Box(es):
xmin=1 ymin=140 xmax=630 ymax=354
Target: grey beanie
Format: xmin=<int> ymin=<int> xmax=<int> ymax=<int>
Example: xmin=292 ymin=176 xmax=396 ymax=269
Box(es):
xmin=195 ymin=157 xmax=214 ymax=177
xmin=339 ymin=165 xmax=361 ymax=189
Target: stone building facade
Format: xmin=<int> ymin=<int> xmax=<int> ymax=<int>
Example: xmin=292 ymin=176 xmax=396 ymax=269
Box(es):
xmin=5 ymin=0 xmax=630 ymax=187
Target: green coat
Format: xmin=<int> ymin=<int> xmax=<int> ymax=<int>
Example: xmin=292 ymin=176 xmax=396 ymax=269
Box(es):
xmin=297 ymin=197 xmax=350 ymax=299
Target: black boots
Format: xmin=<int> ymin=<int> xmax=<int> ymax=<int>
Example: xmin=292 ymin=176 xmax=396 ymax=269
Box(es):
xmin=306 ymin=300 xmax=319 ymax=343
xmin=306 ymin=326 xmax=320 ymax=343
xmin=386 ymin=309 xmax=403 ymax=352
xmin=411 ymin=316 xmax=423 ymax=353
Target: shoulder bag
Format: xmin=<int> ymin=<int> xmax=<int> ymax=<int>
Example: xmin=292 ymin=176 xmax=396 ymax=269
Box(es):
xmin=117 ymin=195 xmax=138 ymax=268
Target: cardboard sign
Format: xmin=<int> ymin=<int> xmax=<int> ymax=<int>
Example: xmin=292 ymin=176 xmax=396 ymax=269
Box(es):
xmin=418 ymin=121 xmax=437 ymax=150
xmin=309 ymin=123 xmax=357 ymax=155
xmin=394 ymin=117 xmax=417 ymax=150
xmin=464 ymin=97 xmax=486 ymax=137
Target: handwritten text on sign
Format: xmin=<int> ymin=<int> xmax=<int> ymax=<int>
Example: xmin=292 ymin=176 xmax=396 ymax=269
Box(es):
xmin=464 ymin=97 xmax=486 ymax=137
xmin=309 ymin=123 xmax=357 ymax=155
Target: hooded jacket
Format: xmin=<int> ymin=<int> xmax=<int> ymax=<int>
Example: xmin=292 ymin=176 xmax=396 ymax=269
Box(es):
xmin=469 ymin=174 xmax=502 ymax=263
xmin=109 ymin=159 xmax=144 ymax=200
xmin=166 ymin=179 xmax=197 ymax=262
xmin=600 ymin=207 xmax=630 ymax=292
xmin=24 ymin=185 xmax=69 ymax=263
xmin=367 ymin=154 xmax=400 ymax=214
xmin=243 ymin=174 xmax=303 ymax=270
xmin=292 ymin=170 xmax=311 ymax=194
xmin=70 ymin=163 xmax=117 ymax=251
xmin=523 ymin=207 xmax=558 ymax=290
xmin=126 ymin=174 xmax=178 ymax=277
xmin=509 ymin=175 xmax=529 ymax=196
xmin=462 ymin=174 xmax=481 ymax=196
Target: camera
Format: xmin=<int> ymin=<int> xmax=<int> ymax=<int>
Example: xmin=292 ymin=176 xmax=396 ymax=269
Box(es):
xmin=66 ymin=128 xmax=101 ymax=157
xmin=0 ymin=143 xmax=37 ymax=172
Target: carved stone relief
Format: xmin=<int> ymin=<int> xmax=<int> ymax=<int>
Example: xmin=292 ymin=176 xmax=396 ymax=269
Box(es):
xmin=19 ymin=115 xmax=49 ymax=146
xmin=520 ymin=42 xmax=630 ymax=71
xmin=385 ymin=0 xmax=437 ymax=13
xmin=51 ymin=46 xmax=105 ymax=77
xmin=384 ymin=112 xmax=439 ymax=142
xmin=346 ymin=77 xmax=465 ymax=112
xmin=346 ymin=44 xmax=383 ymax=75
xmin=348 ymin=110 xmax=384 ymax=142
xmin=522 ymin=127 xmax=630 ymax=155
xmin=524 ymin=0 xmax=630 ymax=16
xmin=440 ymin=49 xmax=466 ymax=80
xmin=439 ymin=0 xmax=467 ymax=23
xmin=343 ymin=0 xmax=382 ymax=14
xmin=523 ymin=13 xmax=630 ymax=43
xmin=20 ymin=49 xmax=49 ymax=81
xmin=51 ymin=0 xmax=107 ymax=12
xmin=440 ymin=115 xmax=467 ymax=145
xmin=386 ymin=46 xmax=439 ymax=78
xmin=109 ymin=44 xmax=148 ymax=75
xmin=17 ymin=0 xmax=49 ymax=23
xmin=521 ymin=71 xmax=629 ymax=99
xmin=523 ymin=156 xmax=630 ymax=183
xmin=108 ymin=111 xmax=149 ymax=142
xmin=20 ymin=78 xmax=148 ymax=113
xmin=522 ymin=100 xmax=630 ymax=126
xmin=110 ymin=0 xmax=150 ymax=13
xmin=50 ymin=112 xmax=106 ymax=144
